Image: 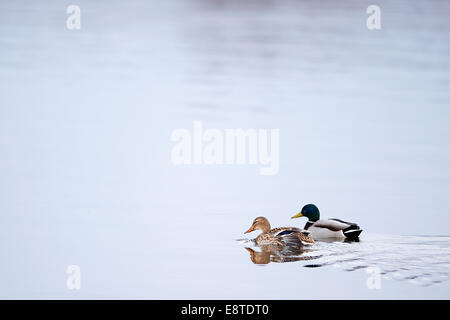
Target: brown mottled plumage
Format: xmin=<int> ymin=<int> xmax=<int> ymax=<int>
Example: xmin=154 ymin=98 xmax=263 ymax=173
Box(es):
xmin=244 ymin=217 xmax=315 ymax=247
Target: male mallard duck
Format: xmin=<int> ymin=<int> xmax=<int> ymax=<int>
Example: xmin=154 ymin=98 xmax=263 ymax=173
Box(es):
xmin=291 ymin=204 xmax=363 ymax=240
xmin=244 ymin=216 xmax=315 ymax=247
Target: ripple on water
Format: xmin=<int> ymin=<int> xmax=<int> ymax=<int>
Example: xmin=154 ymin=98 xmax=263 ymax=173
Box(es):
xmin=239 ymin=234 xmax=450 ymax=287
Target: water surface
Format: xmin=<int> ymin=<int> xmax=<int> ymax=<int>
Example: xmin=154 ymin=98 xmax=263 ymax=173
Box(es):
xmin=1 ymin=0 xmax=450 ymax=299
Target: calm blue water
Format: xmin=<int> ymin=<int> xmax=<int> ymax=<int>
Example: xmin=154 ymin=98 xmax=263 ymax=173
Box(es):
xmin=0 ymin=0 xmax=450 ymax=299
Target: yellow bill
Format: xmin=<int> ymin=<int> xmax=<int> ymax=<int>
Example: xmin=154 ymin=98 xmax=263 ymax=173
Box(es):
xmin=291 ymin=212 xmax=303 ymax=219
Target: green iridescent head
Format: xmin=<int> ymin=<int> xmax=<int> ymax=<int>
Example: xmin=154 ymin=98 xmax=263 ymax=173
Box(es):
xmin=291 ymin=204 xmax=320 ymax=222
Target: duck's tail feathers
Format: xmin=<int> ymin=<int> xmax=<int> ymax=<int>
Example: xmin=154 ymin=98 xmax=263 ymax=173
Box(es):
xmin=342 ymin=226 xmax=363 ymax=239
xmin=329 ymin=218 xmax=362 ymax=239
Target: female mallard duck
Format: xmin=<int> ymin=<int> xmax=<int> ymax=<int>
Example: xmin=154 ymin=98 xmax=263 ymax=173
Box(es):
xmin=291 ymin=204 xmax=362 ymax=240
xmin=244 ymin=216 xmax=315 ymax=247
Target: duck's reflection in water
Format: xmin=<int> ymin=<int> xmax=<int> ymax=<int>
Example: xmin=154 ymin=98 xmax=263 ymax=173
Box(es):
xmin=245 ymin=245 xmax=319 ymax=265
xmin=243 ymin=235 xmax=450 ymax=287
